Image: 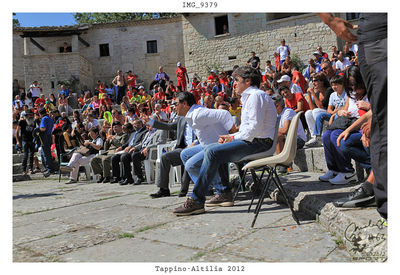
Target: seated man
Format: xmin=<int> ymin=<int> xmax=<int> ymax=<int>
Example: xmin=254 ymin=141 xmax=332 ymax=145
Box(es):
xmin=272 ymin=94 xmax=306 ymax=173
xmin=120 ymin=126 xmax=167 ymax=185
xmin=173 ymin=66 xmax=277 ymax=216
xmin=110 ymin=119 xmax=148 ymax=183
xmin=147 ymin=115 xmax=195 ymax=198
xmin=90 ymin=121 xmax=130 ymax=183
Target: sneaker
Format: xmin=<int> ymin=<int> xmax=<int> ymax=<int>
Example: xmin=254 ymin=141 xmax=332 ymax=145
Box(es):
xmin=65 ymin=179 xmax=77 ymax=184
xmin=305 ymin=136 xmax=322 ymax=148
xmin=43 ymin=170 xmax=51 ymax=178
xmin=329 ymin=172 xmax=357 ymax=185
xmin=333 ymin=181 xmax=376 ymax=207
xmin=34 ymin=167 xmax=42 ymax=173
xmin=319 ymin=170 xmax=338 ymax=182
xmin=278 ymin=166 xmax=288 ymax=175
xmin=205 ymin=193 xmax=234 ymax=207
xmin=173 ymin=198 xmax=205 ymax=216
xmin=60 ymin=166 xmax=73 ymax=173
xmin=96 ymin=176 xmax=104 ymax=183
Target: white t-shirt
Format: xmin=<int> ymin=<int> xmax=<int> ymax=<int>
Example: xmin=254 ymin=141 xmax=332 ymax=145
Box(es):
xmin=348 ymin=95 xmax=369 ymax=118
xmin=335 ymin=59 xmax=352 ymax=71
xmin=279 ymin=107 xmax=307 ymax=142
xmin=185 ymin=105 xmax=234 ymax=146
xmin=29 ymin=84 xmax=41 ymax=98
xmin=290 ymin=83 xmax=303 ymax=94
xmin=276 ymin=45 xmax=291 ymax=60
xmin=87 ymin=119 xmax=99 ymax=130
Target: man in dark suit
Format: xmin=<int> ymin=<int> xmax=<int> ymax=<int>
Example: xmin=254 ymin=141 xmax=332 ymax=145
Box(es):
xmin=110 ymin=119 xmax=148 ymax=183
xmin=147 ymin=115 xmax=195 ymax=198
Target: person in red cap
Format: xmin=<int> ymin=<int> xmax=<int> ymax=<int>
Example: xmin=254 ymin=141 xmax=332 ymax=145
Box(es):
xmin=176 ymin=62 xmax=189 ymax=92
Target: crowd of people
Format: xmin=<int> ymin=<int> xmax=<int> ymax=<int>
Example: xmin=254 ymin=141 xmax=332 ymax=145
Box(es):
xmin=12 ymin=13 xmax=386 ymax=223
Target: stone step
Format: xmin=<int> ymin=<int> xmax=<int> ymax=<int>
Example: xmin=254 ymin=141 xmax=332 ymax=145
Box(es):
xmin=13 ymin=153 xmax=23 ymax=164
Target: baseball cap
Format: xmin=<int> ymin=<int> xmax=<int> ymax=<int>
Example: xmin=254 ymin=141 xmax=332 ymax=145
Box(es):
xmin=277 ymin=75 xmax=291 ymax=83
xmin=139 ymin=85 xmax=144 ymax=89
xmin=177 ymin=62 xmax=181 ymax=66
xmin=210 ymin=69 xmax=215 ymax=73
xmin=313 ymin=51 xmax=321 ymax=56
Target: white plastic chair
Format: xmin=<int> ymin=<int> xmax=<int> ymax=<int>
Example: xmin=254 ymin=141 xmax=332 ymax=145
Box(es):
xmin=153 ymin=140 xmax=182 ymax=188
xmin=233 ymin=115 xmax=281 ymax=201
xmin=243 ymin=112 xmax=303 ymax=227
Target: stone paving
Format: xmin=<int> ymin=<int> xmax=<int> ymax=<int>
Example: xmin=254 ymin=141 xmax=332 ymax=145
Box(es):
xmin=13 ymin=173 xmax=353 ymax=263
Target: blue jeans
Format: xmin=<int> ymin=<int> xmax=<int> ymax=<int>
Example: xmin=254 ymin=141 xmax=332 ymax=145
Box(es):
xmin=180 ymin=144 xmax=229 ymax=193
xmin=314 ymin=112 xmax=331 ymax=136
xmin=322 ymin=129 xmax=354 ymax=173
xmin=40 ymin=134 xmax=58 ymax=173
xmin=338 ymin=131 xmax=371 ymax=173
xmin=190 ymin=139 xmax=272 ymax=204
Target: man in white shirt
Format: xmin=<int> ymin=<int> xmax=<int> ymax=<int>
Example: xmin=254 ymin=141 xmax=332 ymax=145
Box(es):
xmin=177 ymin=92 xmax=235 ymax=205
xmin=276 ymin=39 xmax=291 ymax=65
xmin=29 ymin=80 xmax=42 ymax=102
xmin=174 ymin=66 xmax=277 ymax=216
xmin=335 ymin=51 xmax=352 ymax=72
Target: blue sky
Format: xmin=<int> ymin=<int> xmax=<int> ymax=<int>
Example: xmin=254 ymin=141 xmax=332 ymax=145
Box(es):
xmin=14 ymin=13 xmax=77 ymax=27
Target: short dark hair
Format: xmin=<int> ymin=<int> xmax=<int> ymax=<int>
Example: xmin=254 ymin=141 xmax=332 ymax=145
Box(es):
xmin=112 ymin=121 xmax=122 ymax=127
xmin=39 ymin=108 xmax=47 ymax=115
xmin=177 ymin=91 xmax=196 ymax=107
xmin=330 ymin=75 xmax=344 ymax=85
xmin=279 ymin=86 xmax=290 ymax=93
xmin=124 ymin=123 xmax=133 ymax=131
xmin=232 ymin=66 xmax=261 ymax=88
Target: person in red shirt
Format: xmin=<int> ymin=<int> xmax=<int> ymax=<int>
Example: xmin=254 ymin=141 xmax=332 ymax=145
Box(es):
xmin=291 ymin=66 xmax=308 ymax=93
xmin=190 ymin=76 xmax=201 ymax=91
xmin=207 ymin=70 xmax=218 ymax=82
xmin=219 ymin=71 xmax=229 ymax=87
xmin=154 ymin=87 xmax=166 ymax=101
xmin=176 ymin=62 xmax=189 ymax=92
xmin=34 ymin=94 xmax=46 ymax=108
xmin=126 ymin=71 xmax=137 ymax=90
xmin=280 ymin=86 xmax=310 ymax=113
xmin=100 ymin=93 xmax=112 ymax=111
xmin=317 ymin=46 xmax=329 ymax=60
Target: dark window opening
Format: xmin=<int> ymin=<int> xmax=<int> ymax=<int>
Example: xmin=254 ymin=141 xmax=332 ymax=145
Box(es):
xmin=99 ymin=44 xmax=110 ymax=57
xmin=147 ymin=40 xmax=158 ymax=54
xmin=215 ymin=15 xmax=229 ymax=35
xmin=51 ymin=81 xmax=55 ymax=89
xmin=59 ymin=46 xmax=72 ymax=53
xmin=346 ymin=13 xmax=360 ymax=20
xmin=228 ymin=56 xmax=237 ymax=60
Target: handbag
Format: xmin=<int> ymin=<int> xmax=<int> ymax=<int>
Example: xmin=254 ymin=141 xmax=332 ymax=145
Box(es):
xmin=327 ymin=116 xmax=357 ymax=131
xmin=76 ymin=146 xmax=91 ymax=156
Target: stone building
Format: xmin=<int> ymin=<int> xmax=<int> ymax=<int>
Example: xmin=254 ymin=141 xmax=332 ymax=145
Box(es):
xmin=13 ymin=13 xmax=358 ymax=95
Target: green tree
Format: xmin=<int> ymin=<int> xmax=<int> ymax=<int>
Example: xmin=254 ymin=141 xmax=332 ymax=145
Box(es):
xmin=73 ymin=13 xmax=177 ymax=24
xmin=13 ymin=13 xmax=20 ymax=27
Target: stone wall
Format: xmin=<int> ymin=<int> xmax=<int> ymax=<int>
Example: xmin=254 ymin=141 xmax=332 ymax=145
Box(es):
xmin=182 ymin=13 xmax=340 ymax=80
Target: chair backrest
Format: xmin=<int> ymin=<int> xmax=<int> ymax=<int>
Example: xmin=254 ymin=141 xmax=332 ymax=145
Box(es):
xmin=238 ymin=115 xmax=281 ymax=162
xmin=279 ymin=111 xmax=302 ymax=166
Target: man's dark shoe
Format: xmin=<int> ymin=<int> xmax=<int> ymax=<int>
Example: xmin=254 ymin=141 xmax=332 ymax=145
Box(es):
xmin=133 ymin=178 xmax=143 ymax=185
xmin=43 ymin=170 xmax=51 ymax=178
xmin=150 ymin=189 xmax=171 ymax=198
xmin=110 ymin=177 xmax=121 ymax=184
xmin=205 ymin=193 xmax=234 ymax=207
xmin=173 ymin=197 xmax=205 ymax=216
xmin=102 ymin=176 xmax=111 ymax=183
xmin=333 ymin=181 xmax=376 ymax=208
xmin=178 ymin=190 xmax=188 ymax=197
xmin=96 ymin=176 xmax=104 ymax=183
xmin=119 ymin=178 xmax=134 ymax=185
xmin=206 ymin=189 xmax=214 ymax=196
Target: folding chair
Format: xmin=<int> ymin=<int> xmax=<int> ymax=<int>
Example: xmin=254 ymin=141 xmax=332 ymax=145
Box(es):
xmin=58 ymin=148 xmax=77 ymax=182
xmin=242 ymin=111 xmax=303 ymax=227
xmin=233 ymin=115 xmax=281 ymax=203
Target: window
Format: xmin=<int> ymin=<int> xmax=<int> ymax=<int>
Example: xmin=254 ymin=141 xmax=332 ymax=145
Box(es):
xmin=346 ymin=13 xmax=360 ymax=20
xmin=147 ymin=40 xmax=158 ymax=54
xmin=99 ymin=44 xmax=110 ymax=57
xmin=59 ymin=46 xmax=72 ymax=53
xmin=214 ymin=15 xmax=229 ymax=35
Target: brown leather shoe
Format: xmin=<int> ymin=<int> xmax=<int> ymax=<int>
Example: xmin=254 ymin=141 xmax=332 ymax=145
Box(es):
xmin=205 ymin=193 xmax=234 ymax=207
xmin=173 ymin=198 xmax=205 ymax=216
